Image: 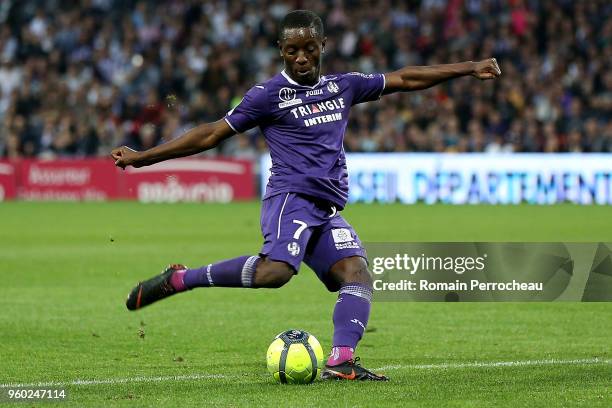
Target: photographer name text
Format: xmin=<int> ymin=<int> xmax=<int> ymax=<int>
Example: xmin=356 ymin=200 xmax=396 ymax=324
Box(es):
xmin=374 ymin=279 xmax=543 ymax=292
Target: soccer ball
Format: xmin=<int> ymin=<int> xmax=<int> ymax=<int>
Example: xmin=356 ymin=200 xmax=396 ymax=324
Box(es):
xmin=266 ymin=329 xmax=324 ymax=384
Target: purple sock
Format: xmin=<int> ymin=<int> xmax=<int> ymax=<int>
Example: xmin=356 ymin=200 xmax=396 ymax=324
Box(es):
xmin=182 ymin=255 xmax=260 ymax=288
xmin=327 ymin=282 xmax=372 ymax=366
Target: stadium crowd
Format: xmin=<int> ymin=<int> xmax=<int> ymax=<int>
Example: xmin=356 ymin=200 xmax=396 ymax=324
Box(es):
xmin=0 ymin=0 xmax=610 ymax=160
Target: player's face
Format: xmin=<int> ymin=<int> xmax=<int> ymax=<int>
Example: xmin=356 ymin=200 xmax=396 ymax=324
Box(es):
xmin=278 ymin=28 xmax=326 ymax=86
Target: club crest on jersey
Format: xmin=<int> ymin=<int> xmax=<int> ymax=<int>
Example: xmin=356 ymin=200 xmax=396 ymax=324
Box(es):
xmin=278 ymin=87 xmax=302 ymax=109
xmin=327 ymin=81 xmax=339 ymax=93
xmin=287 ymin=242 xmax=301 ymax=256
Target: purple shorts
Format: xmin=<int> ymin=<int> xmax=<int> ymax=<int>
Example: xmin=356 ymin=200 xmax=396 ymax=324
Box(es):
xmin=260 ymin=192 xmax=367 ymax=292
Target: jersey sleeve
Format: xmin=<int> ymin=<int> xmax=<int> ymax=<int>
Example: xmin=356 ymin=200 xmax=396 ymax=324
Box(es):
xmin=224 ymin=85 xmax=269 ymax=133
xmin=344 ymin=72 xmax=386 ymax=105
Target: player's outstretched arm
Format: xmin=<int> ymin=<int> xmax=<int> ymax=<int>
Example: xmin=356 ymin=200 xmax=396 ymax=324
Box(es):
xmin=111 ymin=119 xmax=235 ymax=169
xmin=382 ymin=58 xmax=501 ymax=95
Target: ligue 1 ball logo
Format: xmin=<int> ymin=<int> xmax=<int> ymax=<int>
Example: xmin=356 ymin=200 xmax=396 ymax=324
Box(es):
xmin=336 ymin=229 xmax=349 ymax=241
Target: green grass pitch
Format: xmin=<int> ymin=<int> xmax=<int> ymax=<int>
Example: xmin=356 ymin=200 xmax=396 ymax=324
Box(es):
xmin=1 ymin=202 xmax=610 ymax=407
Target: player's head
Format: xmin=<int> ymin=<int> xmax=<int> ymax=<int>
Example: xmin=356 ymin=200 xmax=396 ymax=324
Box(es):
xmin=277 ymin=10 xmax=326 ymax=86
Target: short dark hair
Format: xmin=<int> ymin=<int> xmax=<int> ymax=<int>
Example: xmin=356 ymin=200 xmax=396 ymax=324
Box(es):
xmin=278 ymin=10 xmax=324 ymax=41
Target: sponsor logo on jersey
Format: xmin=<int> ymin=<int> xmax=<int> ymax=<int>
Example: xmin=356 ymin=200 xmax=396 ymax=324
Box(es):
xmin=303 ymin=113 xmax=343 ymax=127
xmin=306 ymin=89 xmax=324 ymax=97
xmin=278 ymin=87 xmax=302 ymax=108
xmin=290 ymin=97 xmax=345 ymax=118
xmin=279 ymin=87 xmax=296 ymax=101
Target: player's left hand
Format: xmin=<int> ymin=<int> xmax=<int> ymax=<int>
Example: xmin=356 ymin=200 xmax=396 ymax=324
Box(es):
xmin=471 ymin=58 xmax=501 ymax=80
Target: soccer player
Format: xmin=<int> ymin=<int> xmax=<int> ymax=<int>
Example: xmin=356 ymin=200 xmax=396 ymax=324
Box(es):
xmin=111 ymin=10 xmax=500 ymax=381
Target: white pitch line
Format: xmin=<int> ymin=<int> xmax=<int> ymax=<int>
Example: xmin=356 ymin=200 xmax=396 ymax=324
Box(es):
xmin=374 ymin=358 xmax=610 ymax=372
xmin=1 ymin=358 xmax=608 ymax=388
xmin=0 ymin=373 xmax=229 ymax=389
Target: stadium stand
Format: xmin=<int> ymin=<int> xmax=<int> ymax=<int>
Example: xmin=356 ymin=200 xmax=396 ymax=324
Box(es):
xmin=0 ymin=0 xmax=609 ymax=159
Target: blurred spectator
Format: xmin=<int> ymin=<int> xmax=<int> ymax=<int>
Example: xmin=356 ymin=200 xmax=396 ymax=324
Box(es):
xmin=0 ymin=0 xmax=610 ymax=160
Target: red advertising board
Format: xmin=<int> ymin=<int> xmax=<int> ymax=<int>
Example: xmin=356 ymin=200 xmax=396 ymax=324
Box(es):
xmin=16 ymin=159 xmax=118 ymax=201
xmin=1 ymin=158 xmax=254 ymax=202
xmin=120 ymin=158 xmax=254 ymax=202
xmin=0 ymin=161 xmax=17 ymax=201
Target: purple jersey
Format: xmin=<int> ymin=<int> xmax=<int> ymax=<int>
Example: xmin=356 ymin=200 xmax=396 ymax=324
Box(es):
xmin=224 ymin=70 xmax=385 ymax=209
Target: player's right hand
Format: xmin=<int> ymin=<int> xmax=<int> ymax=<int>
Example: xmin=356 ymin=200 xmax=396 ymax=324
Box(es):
xmin=111 ymin=146 xmax=142 ymax=169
